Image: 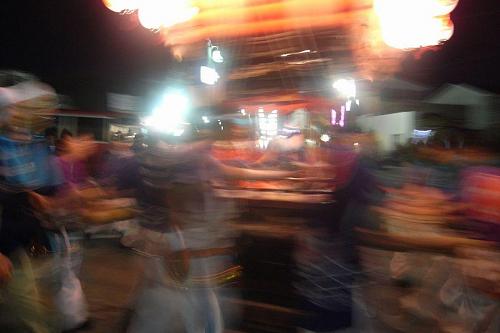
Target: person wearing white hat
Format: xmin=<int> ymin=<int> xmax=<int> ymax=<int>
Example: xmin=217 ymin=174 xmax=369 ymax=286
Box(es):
xmin=0 ymin=71 xmax=61 ymax=333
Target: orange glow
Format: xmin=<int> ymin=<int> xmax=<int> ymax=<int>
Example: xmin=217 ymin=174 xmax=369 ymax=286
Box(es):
xmin=103 ymin=0 xmax=454 ymax=80
xmin=163 ymin=10 xmax=370 ymax=45
xmin=375 ymin=0 xmax=458 ymax=49
xmin=177 ymin=0 xmax=370 ymax=26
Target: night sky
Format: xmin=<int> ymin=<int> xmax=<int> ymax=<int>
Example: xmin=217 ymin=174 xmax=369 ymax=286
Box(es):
xmin=398 ymin=0 xmax=500 ymax=91
xmin=0 ymin=0 xmax=499 ymax=111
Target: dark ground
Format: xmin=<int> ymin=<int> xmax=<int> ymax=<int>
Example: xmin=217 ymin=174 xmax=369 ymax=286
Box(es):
xmin=35 ymin=239 xmax=246 ymax=333
xmin=77 ymin=239 xmax=141 ymax=333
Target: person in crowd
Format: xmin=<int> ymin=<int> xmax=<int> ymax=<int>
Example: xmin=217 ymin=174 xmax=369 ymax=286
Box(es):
xmin=295 ymin=132 xmax=381 ymax=333
xmin=211 ymin=117 xmax=261 ymax=168
xmin=131 ymin=133 xmax=145 ymax=153
xmin=127 ymin=107 xmax=306 ymax=332
xmin=56 ymin=132 xmax=94 ymax=186
xmin=0 ymin=71 xmax=60 ymax=333
xmin=56 ymin=128 xmax=72 ymax=155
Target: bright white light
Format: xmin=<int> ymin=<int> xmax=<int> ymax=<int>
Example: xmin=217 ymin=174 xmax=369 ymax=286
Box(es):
xmin=339 ymin=106 xmax=345 ymax=128
xmin=240 ymin=109 xmax=246 ymax=115
xmin=211 ymin=48 xmax=224 ymax=63
xmin=374 ymin=0 xmax=456 ymax=49
xmin=172 ymin=128 xmax=185 ymax=136
xmin=200 ymin=66 xmax=220 ymax=85
xmin=137 ymin=1 xmax=162 ymax=29
xmin=138 ymin=0 xmax=198 ymax=30
xmin=256 ymin=108 xmax=279 ymax=149
xmin=375 ymin=0 xmax=459 ymax=19
xmin=305 ymin=139 xmax=317 ymax=145
xmin=356 ymin=99 xmax=360 ymax=106
xmin=145 ymin=90 xmax=189 ymax=134
xmin=331 ymin=109 xmax=337 ymax=125
xmin=320 ymin=134 xmax=330 ymax=142
xmin=412 ymin=129 xmax=433 ymax=143
xmin=413 ymin=129 xmax=433 ymax=138
xmin=102 ymin=0 xmax=139 ymax=13
xmin=333 ymin=79 xmax=356 ymax=99
xmin=354 ymin=142 xmax=359 ymax=146
xmin=346 ymin=100 xmax=352 ymax=112
xmin=202 ymin=116 xmax=210 ymax=123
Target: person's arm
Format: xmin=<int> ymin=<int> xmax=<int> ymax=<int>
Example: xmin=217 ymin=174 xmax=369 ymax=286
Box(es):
xmin=209 ymin=156 xmax=298 ymax=180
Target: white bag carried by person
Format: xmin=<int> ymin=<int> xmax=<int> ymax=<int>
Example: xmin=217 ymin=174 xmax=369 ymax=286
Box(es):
xmin=55 ymin=227 xmax=89 ymax=331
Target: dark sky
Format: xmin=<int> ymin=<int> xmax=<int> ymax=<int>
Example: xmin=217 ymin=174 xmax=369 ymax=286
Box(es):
xmin=398 ymin=0 xmax=500 ymax=92
xmin=0 ymin=0 xmax=499 ymax=110
xmin=0 ymin=0 xmax=173 ymax=110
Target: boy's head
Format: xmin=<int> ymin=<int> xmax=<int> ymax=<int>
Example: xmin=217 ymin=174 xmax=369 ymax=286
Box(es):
xmin=0 ymin=71 xmax=57 ymax=139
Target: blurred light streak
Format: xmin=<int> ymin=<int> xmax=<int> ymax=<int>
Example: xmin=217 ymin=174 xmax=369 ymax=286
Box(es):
xmin=339 ymin=105 xmax=345 ymax=127
xmin=186 ymin=0 xmax=369 ymax=26
xmin=164 ymin=9 xmax=370 ymax=45
xmin=286 ymin=58 xmax=329 ymax=65
xmin=280 ymin=49 xmax=312 ymax=57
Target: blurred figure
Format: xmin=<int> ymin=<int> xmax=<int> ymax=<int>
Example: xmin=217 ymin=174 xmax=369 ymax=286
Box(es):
xmin=56 ymin=128 xmax=73 ymax=155
xmin=295 ymin=133 xmax=380 ymax=333
xmin=359 ymin=134 xmax=500 ymax=332
xmin=56 ymin=133 xmax=95 ymax=185
xmin=127 ymin=122 xmax=239 ymax=333
xmin=0 ymin=71 xmax=60 ymax=332
xmin=131 ymin=133 xmax=145 ymax=153
xmin=461 ymin=166 xmax=500 ymax=242
xmin=254 ymin=124 xmax=305 ymax=168
xmin=211 ymin=117 xmax=261 ymax=167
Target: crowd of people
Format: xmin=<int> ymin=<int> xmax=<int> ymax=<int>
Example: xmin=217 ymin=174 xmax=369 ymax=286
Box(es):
xmin=0 ymin=72 xmax=499 ymax=333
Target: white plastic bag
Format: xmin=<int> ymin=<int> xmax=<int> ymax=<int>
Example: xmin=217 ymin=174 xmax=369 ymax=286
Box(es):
xmin=55 ymin=227 xmax=89 ymax=330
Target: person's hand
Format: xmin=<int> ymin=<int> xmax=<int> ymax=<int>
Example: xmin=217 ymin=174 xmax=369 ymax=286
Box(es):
xmin=0 ymin=253 xmax=13 ymax=285
xmin=28 ymin=191 xmax=53 ymax=213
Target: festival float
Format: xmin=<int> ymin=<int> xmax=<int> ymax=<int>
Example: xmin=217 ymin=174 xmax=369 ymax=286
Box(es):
xmin=98 ymin=1 xmax=500 ymax=332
